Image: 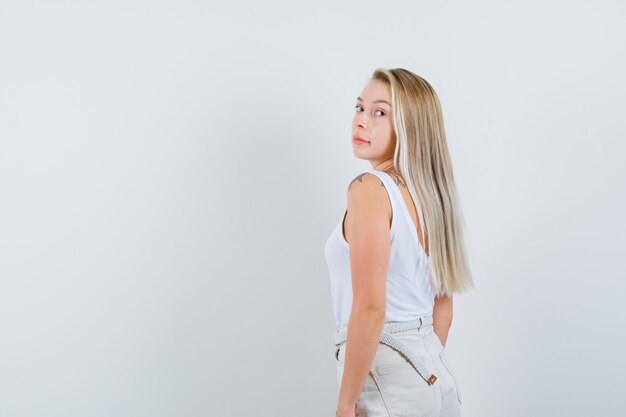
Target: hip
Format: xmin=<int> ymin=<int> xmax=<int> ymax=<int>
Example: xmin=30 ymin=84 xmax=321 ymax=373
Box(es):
xmin=334 ymin=320 xmax=463 ymax=416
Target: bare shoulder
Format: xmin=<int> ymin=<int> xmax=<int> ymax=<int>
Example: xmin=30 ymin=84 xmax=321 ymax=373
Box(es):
xmin=346 ymin=172 xmax=385 ymax=193
xmin=345 ymin=172 xmax=389 ymax=213
xmin=343 ymin=172 xmax=392 ymax=245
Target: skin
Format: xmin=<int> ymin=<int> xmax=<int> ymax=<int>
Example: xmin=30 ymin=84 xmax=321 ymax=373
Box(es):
xmin=336 ymin=79 xmax=454 ymax=417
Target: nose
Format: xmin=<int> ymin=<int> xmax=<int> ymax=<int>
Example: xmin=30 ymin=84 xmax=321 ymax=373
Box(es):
xmin=355 ymin=114 xmax=367 ymax=129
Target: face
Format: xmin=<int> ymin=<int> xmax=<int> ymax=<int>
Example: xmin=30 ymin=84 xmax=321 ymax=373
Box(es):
xmin=351 ymin=79 xmax=396 ymax=165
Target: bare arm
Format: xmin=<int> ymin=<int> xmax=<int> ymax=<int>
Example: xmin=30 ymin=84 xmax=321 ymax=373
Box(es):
xmin=433 ymin=294 xmax=453 ymax=347
xmin=336 ymin=173 xmax=391 ymax=416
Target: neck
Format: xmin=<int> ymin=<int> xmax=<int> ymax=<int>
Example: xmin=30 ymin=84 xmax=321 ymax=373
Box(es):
xmin=373 ymin=158 xmax=394 ymax=171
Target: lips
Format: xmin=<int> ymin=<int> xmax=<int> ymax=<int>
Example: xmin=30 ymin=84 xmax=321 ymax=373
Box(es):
xmin=353 ymin=135 xmax=370 ymax=144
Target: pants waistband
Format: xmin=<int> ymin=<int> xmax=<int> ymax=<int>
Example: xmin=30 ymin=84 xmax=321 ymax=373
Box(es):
xmin=333 ymin=314 xmax=438 ymax=386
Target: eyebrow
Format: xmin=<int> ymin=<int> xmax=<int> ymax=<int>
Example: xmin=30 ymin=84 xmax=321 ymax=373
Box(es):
xmin=356 ymin=96 xmax=392 ymax=108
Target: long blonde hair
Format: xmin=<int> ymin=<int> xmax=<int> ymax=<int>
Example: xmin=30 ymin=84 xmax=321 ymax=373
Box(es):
xmin=371 ymin=68 xmax=476 ymax=297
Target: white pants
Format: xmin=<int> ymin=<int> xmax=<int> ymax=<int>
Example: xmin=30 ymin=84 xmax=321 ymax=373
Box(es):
xmin=335 ymin=323 xmax=462 ymax=417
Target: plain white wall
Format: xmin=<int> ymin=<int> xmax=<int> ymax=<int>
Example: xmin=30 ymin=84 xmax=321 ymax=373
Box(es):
xmin=1 ymin=1 xmax=625 ymax=416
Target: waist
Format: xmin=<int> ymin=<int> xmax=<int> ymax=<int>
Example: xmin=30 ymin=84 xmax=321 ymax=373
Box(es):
xmin=334 ymin=314 xmax=434 ymax=345
xmin=332 ymin=313 xmax=438 ymax=385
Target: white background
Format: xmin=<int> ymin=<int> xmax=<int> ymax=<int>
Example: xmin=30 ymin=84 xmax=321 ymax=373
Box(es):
xmin=1 ymin=1 xmax=625 ymax=416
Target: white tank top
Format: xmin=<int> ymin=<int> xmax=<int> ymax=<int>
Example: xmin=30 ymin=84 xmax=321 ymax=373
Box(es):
xmin=324 ymin=169 xmax=435 ymax=326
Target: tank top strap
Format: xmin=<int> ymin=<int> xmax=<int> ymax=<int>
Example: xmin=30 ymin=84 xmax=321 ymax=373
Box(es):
xmin=366 ymin=170 xmax=403 ymax=234
xmin=367 ymin=170 xmax=404 ymax=211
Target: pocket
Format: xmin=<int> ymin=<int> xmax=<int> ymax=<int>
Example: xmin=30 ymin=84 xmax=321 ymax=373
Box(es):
xmin=438 ymin=348 xmax=462 ymax=404
xmin=371 ymin=360 xmax=437 ymax=417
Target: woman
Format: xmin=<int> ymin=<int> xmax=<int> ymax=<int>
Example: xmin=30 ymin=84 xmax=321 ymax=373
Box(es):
xmin=324 ymin=68 xmax=476 ymax=417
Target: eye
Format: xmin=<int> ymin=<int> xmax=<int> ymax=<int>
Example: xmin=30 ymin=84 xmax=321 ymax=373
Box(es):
xmin=375 ymin=110 xmax=385 ymax=116
xmin=355 ymin=105 xmax=363 ymax=112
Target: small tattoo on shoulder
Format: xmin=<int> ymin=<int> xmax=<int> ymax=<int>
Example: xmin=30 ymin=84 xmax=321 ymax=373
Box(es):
xmin=347 ymin=173 xmax=366 ymax=191
xmin=347 ymin=173 xmax=385 ymax=191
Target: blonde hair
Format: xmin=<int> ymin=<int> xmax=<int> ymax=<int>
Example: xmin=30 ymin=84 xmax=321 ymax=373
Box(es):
xmin=371 ymin=67 xmax=476 ymax=297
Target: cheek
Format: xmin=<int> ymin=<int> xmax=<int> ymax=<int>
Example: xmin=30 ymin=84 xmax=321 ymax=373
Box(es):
xmin=381 ymin=123 xmax=393 ymax=141
xmin=374 ymin=121 xmax=393 ymax=139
